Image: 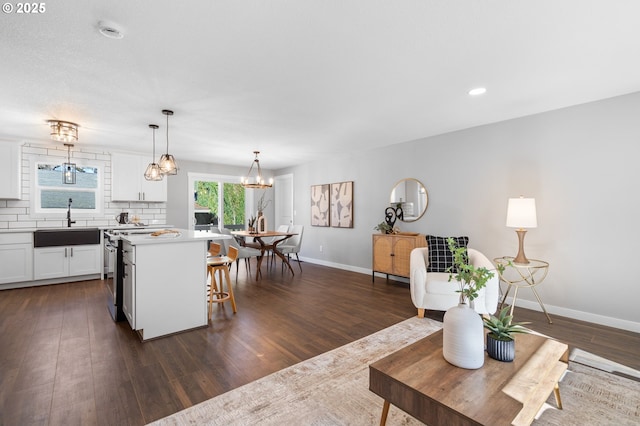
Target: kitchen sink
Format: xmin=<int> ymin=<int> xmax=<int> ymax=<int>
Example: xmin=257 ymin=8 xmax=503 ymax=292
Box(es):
xmin=33 ymin=228 xmax=101 ymax=247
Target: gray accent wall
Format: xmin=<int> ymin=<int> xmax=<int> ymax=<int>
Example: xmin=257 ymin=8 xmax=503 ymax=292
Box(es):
xmin=274 ymin=91 xmax=640 ymax=332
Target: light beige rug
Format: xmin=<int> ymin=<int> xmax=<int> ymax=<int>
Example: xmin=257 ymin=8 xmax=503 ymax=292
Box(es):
xmin=151 ymin=317 xmax=640 ymax=426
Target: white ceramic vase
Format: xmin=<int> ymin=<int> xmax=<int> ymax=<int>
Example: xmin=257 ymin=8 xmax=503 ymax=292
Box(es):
xmin=442 ymin=302 xmax=485 ymax=369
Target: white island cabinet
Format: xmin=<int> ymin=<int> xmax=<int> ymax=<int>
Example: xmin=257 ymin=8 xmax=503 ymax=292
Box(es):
xmin=121 ymin=229 xmax=208 ymax=341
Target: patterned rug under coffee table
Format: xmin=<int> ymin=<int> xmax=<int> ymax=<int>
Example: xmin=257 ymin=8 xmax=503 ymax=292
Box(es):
xmin=151 ymin=317 xmax=640 ymax=426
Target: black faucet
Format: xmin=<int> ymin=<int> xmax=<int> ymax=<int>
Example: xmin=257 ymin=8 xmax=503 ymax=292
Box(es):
xmin=67 ymin=198 xmax=76 ymax=228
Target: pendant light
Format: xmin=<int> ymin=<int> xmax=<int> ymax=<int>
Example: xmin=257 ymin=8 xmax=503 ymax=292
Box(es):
xmin=144 ymin=124 xmax=163 ymax=181
xmin=62 ymin=143 xmax=76 ymax=184
xmin=159 ymin=109 xmax=178 ymax=175
xmin=241 ymin=151 xmax=273 ymax=189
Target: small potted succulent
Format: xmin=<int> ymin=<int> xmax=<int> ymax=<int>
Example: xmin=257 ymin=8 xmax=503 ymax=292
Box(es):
xmin=483 ymin=306 xmax=530 ymax=362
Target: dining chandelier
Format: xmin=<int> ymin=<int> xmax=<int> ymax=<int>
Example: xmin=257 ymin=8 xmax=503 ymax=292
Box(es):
xmin=159 ymin=109 xmax=178 ymax=175
xmin=241 ymin=151 xmax=273 ymax=189
xmin=144 ymin=124 xmax=163 ymax=181
xmin=47 ymin=120 xmax=79 ymax=143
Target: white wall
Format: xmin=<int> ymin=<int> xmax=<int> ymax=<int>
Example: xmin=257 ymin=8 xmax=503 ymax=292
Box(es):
xmin=276 ymin=92 xmax=640 ymax=332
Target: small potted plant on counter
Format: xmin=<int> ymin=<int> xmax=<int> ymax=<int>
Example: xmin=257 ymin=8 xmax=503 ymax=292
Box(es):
xmin=483 ymin=306 xmax=530 ymax=362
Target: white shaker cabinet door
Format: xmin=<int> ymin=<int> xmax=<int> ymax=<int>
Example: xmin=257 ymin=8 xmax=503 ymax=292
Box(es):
xmin=68 ymin=245 xmax=101 ymax=276
xmin=34 ymin=247 xmax=69 ymax=280
xmin=111 ymin=153 xmax=167 ymax=202
xmin=0 ymin=142 xmax=21 ymax=200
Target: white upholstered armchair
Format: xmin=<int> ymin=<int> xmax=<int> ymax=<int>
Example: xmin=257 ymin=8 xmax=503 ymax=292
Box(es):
xmin=410 ymin=247 xmax=500 ymax=317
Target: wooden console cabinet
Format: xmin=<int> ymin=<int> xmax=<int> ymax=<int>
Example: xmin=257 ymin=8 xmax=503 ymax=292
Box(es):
xmin=372 ymin=233 xmax=425 ymax=281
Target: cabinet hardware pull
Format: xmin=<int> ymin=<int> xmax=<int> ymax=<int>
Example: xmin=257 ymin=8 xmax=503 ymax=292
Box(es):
xmin=64 ymin=247 xmax=67 ymax=257
xmin=70 ymin=247 xmax=73 ymax=257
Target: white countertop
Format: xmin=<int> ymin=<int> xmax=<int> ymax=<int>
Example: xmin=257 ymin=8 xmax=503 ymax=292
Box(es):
xmin=120 ymin=229 xmax=231 ymax=245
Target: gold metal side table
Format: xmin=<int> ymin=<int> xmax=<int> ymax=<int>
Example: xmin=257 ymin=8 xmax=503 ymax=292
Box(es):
xmin=494 ymin=256 xmax=552 ymax=323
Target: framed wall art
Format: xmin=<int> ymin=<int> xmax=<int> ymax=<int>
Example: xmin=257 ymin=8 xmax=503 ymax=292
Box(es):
xmin=331 ymin=181 xmax=353 ymax=228
xmin=310 ymin=184 xmax=330 ymax=226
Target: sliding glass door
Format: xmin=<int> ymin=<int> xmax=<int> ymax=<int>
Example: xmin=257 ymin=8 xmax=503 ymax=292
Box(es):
xmin=190 ymin=174 xmax=246 ymax=231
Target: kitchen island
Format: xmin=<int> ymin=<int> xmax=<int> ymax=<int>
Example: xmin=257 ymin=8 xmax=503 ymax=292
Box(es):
xmin=120 ymin=229 xmax=210 ymax=341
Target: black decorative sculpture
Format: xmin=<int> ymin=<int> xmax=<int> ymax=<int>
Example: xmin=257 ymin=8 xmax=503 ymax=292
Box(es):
xmin=384 ymin=206 xmax=403 ymax=229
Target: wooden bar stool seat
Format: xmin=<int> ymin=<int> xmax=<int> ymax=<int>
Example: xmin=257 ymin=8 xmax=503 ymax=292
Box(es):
xmin=207 ymin=245 xmax=238 ymax=317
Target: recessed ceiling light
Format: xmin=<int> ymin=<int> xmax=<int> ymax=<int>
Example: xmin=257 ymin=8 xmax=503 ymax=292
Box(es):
xmin=468 ymin=87 xmax=487 ymax=96
xmin=98 ymin=21 xmax=124 ymax=39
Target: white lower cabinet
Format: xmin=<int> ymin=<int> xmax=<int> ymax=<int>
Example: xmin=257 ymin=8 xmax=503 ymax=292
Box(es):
xmin=0 ymin=233 xmax=33 ymax=284
xmin=33 ymin=244 xmax=101 ymax=280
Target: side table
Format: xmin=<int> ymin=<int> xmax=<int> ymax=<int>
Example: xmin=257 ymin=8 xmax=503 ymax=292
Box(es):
xmin=494 ymin=256 xmax=552 ymax=323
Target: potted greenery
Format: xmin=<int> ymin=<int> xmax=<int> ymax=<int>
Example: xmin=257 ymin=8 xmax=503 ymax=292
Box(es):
xmin=374 ymin=222 xmax=393 ymax=234
xmin=483 ymin=306 xmax=530 ymax=362
xmin=446 ymin=237 xmax=495 ymax=303
xmin=442 ymin=237 xmax=497 ymax=369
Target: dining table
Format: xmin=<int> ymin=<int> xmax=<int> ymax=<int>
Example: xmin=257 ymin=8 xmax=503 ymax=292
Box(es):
xmin=231 ymin=230 xmax=297 ymax=280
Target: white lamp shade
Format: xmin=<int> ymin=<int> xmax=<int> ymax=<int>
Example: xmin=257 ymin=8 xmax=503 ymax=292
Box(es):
xmin=506 ymin=197 xmax=537 ymax=228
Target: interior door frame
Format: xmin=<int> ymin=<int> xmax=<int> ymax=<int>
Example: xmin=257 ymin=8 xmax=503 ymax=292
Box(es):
xmin=274 ymin=173 xmax=294 ymax=228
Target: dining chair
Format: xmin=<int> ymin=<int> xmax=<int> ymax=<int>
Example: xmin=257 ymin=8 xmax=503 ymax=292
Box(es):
xmin=268 ymin=224 xmax=291 ymax=267
xmin=207 ymin=245 xmax=238 ymax=316
xmin=219 ymin=227 xmax=261 ymax=282
xmin=279 ymin=225 xmax=304 ymax=272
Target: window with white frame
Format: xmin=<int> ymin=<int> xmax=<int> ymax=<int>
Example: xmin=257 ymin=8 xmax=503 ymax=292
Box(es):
xmin=34 ymin=161 xmax=102 ymax=214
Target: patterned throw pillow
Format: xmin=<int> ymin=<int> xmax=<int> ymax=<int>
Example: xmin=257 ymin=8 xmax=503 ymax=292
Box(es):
xmin=426 ymin=235 xmax=469 ymax=273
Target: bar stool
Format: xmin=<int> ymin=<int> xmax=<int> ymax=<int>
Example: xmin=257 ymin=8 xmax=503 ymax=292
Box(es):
xmin=207 ymin=245 xmax=238 ymax=317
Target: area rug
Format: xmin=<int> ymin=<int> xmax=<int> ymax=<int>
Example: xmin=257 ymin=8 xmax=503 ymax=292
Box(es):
xmin=150 ymin=317 xmax=640 ymax=426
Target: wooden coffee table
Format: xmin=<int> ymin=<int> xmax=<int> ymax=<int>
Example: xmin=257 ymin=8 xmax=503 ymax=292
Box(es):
xmin=369 ymin=329 xmax=568 ymax=426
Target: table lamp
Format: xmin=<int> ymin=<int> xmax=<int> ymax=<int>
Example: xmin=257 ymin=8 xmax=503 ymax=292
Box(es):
xmin=506 ymin=196 xmax=537 ymax=264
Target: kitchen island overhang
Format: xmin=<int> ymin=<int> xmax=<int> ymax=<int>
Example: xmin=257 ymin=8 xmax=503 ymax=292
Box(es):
xmin=120 ymin=229 xmax=217 ymax=341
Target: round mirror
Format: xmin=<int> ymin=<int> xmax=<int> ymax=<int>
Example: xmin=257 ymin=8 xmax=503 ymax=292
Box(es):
xmin=389 ymin=178 xmax=428 ymax=222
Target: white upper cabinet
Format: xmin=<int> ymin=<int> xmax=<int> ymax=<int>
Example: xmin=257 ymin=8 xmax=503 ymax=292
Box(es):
xmin=111 ymin=153 xmax=167 ymax=202
xmin=0 ymin=142 xmax=22 ymax=199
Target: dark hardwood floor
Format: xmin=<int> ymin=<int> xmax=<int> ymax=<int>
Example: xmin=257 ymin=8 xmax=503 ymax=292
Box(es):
xmin=1 ymin=261 xmax=638 ymax=425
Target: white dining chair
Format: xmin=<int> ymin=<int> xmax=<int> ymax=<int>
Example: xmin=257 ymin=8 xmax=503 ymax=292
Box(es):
xmin=278 ymin=225 xmax=304 ymax=272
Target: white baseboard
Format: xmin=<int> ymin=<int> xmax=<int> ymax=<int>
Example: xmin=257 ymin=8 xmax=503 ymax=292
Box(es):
xmin=302 ymin=256 xmax=640 ymax=334
xmin=501 ymin=296 xmax=640 ymax=334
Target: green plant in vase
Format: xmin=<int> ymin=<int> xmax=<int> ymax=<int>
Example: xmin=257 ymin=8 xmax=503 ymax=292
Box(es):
xmin=446 ymin=237 xmax=495 ymax=304
xmin=442 ymin=237 xmax=497 ymax=369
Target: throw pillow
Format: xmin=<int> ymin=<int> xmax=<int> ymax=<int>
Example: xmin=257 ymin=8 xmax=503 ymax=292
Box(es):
xmin=426 ymin=235 xmax=469 ymax=273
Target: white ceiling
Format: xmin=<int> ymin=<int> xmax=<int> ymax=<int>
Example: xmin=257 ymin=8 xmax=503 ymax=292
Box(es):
xmin=2 ymin=1 xmax=640 ymax=169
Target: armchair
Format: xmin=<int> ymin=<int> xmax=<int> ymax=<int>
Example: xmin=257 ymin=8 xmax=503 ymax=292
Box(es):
xmin=410 ymin=247 xmax=499 ymax=317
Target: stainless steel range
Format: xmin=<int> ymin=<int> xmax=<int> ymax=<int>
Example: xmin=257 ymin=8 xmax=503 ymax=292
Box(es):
xmin=103 ymin=225 xmax=170 ymax=321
